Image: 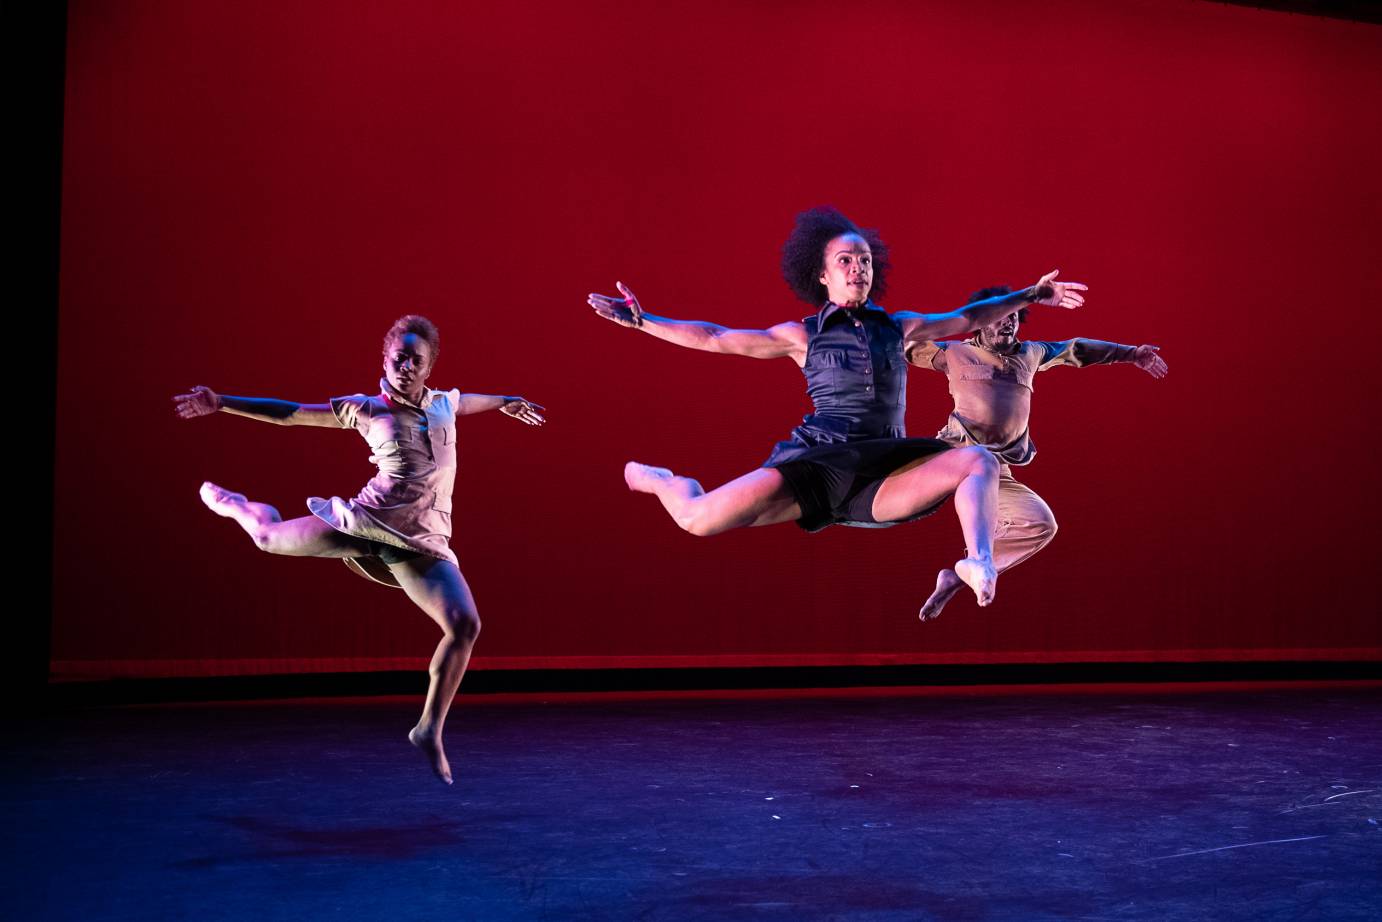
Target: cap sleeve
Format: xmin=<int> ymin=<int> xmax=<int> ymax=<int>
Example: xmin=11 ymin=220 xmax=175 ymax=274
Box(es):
xmin=329 ymin=394 xmax=372 ymax=431
xmin=428 ymin=388 xmax=463 ymax=419
xmin=906 ymin=340 xmax=948 ymax=370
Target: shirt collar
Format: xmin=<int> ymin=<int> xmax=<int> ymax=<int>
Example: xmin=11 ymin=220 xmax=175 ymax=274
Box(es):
xmin=817 ymin=300 xmax=887 ymax=328
xmin=966 ymin=335 xmax=1024 ymax=357
xmin=380 ymin=377 xmax=434 ymax=409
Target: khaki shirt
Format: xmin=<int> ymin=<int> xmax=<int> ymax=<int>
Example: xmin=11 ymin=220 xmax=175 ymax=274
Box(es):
xmin=908 ymin=338 xmax=1133 ymax=465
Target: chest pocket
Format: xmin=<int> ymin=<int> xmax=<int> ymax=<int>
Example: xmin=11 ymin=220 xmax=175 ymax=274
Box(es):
xmin=955 ymin=364 xmax=999 ymax=382
xmin=805 ymin=346 xmax=858 ymax=397
xmin=364 ymin=412 xmax=414 ymax=451
xmin=812 ymin=348 xmax=859 ymax=370
xmin=954 ymin=362 xmax=1035 ymax=395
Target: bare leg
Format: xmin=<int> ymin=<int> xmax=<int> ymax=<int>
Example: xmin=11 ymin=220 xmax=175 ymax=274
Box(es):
xmin=201 ymin=481 xmax=469 ymax=784
xmin=920 ymin=467 xmax=1057 ymax=622
xmin=870 ymin=446 xmax=999 ymax=610
xmin=624 ymin=462 xmax=801 ymax=535
xmin=199 ymin=481 xmax=372 ymax=557
xmin=389 ymin=556 xmax=480 ymax=786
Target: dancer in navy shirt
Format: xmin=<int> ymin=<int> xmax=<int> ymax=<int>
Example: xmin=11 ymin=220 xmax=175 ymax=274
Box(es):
xmin=589 ymin=207 xmax=1085 ymax=612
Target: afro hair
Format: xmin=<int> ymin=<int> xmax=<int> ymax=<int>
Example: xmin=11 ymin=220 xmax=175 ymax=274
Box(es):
xmin=780 ymin=206 xmax=891 ymax=305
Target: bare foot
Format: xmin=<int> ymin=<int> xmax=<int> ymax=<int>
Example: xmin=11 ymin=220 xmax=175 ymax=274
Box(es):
xmin=199 ymin=481 xmax=247 ymax=516
xmin=624 ymin=461 xmax=674 ymax=493
xmin=953 ymin=557 xmax=997 ymax=607
xmin=409 ymin=725 xmax=453 ymax=785
xmin=919 ymin=568 xmax=965 ymax=621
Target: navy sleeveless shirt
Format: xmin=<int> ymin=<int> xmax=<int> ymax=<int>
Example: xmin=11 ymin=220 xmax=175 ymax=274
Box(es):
xmin=763 ymin=301 xmax=908 ymax=467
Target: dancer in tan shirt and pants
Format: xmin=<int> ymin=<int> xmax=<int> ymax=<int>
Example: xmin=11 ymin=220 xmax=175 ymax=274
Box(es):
xmin=907 ymin=286 xmax=1168 ymax=621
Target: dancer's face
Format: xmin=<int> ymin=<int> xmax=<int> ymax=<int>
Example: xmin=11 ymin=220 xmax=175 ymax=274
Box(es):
xmin=818 ymin=234 xmax=873 ymax=307
xmin=976 ymin=311 xmax=1021 ymax=351
xmin=383 ymin=332 xmax=434 ymax=399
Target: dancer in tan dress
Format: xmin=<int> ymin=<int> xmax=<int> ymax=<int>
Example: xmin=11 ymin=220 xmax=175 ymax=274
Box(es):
xmin=173 ymin=315 xmax=545 ymax=784
xmin=908 ymin=287 xmax=1168 ymax=621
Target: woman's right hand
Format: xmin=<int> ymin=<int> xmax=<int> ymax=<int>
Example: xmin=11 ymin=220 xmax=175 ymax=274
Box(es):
xmin=587 ymin=280 xmax=645 ymax=328
xmin=172 ymin=385 xmax=222 ymax=419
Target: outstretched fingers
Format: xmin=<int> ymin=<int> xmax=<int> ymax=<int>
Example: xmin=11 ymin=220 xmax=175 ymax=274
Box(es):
xmin=1137 ymin=345 xmax=1169 ymax=379
xmin=1033 ymin=270 xmax=1088 ymax=310
xmin=588 ymin=280 xmax=645 ymax=328
xmin=172 ymin=385 xmax=220 ymax=418
xmin=588 ymin=292 xmax=638 ymax=328
xmin=502 ymin=399 xmax=547 ymax=426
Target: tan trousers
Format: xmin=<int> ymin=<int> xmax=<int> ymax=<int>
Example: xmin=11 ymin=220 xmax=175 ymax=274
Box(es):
xmin=991 ymin=464 xmax=1058 ymax=574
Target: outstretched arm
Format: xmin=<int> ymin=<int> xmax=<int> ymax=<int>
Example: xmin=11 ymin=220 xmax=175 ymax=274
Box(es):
xmin=896 ymin=270 xmax=1087 ymax=343
xmin=1040 ymin=341 xmax=1168 ymax=378
xmin=588 ymin=281 xmax=807 ymax=364
xmin=172 ymin=386 xmax=342 ymax=427
xmin=455 ymin=394 xmax=547 ymax=425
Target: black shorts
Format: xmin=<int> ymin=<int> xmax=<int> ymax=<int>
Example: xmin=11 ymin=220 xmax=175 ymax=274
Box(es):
xmin=365 ymin=539 xmax=424 ymax=565
xmin=768 ymin=437 xmax=953 ymax=533
xmin=341 ymin=540 xmax=426 ymax=589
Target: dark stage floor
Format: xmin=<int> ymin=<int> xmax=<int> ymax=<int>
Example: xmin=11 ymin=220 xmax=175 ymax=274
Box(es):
xmin=5 ymin=684 xmax=1380 ymax=921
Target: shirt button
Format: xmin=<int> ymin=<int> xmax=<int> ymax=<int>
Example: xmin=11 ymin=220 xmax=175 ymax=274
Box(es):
xmin=866 ymin=385 xmax=873 ymax=391
xmin=865 ymin=367 xmax=872 ymax=374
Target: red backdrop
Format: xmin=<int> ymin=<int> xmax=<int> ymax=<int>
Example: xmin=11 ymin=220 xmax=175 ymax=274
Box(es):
xmin=53 ymin=0 xmax=1382 ymax=678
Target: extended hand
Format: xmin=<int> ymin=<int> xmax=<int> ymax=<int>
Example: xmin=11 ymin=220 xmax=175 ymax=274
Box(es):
xmin=172 ymin=385 xmax=222 ymax=419
xmin=587 ymin=280 xmax=645 ymax=328
xmin=1030 ymin=270 xmax=1087 ymax=310
xmin=501 ymin=398 xmax=547 ymax=426
xmin=1133 ymin=345 xmax=1168 ymax=379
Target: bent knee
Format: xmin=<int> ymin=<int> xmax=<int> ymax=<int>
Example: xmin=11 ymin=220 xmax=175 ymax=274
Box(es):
xmin=960 ymin=446 xmax=999 ymax=477
xmin=445 ymin=610 xmax=481 ymax=642
xmin=674 ymin=503 xmax=728 ymax=537
xmin=1024 ymin=510 xmax=1058 ymax=546
xmin=679 ymin=514 xmax=723 ymax=537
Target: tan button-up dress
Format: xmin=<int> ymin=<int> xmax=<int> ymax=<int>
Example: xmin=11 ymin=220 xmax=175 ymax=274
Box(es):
xmin=308 ymin=380 xmax=461 ymax=577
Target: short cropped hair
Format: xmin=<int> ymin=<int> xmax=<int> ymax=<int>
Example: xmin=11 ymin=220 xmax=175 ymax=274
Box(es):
xmin=383 ymin=314 xmax=441 ymax=359
xmin=780 ymin=206 xmax=892 ymax=305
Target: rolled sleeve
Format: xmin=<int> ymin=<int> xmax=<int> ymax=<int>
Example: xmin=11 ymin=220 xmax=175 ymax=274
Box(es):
xmin=329 ymin=394 xmax=371 ymax=431
xmin=907 ymin=340 xmax=948 ymax=370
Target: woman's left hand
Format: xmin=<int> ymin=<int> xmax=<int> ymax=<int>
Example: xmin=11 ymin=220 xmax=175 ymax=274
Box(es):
xmin=1132 ymin=344 xmax=1168 ymax=379
xmin=500 ymin=398 xmax=547 ymax=426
